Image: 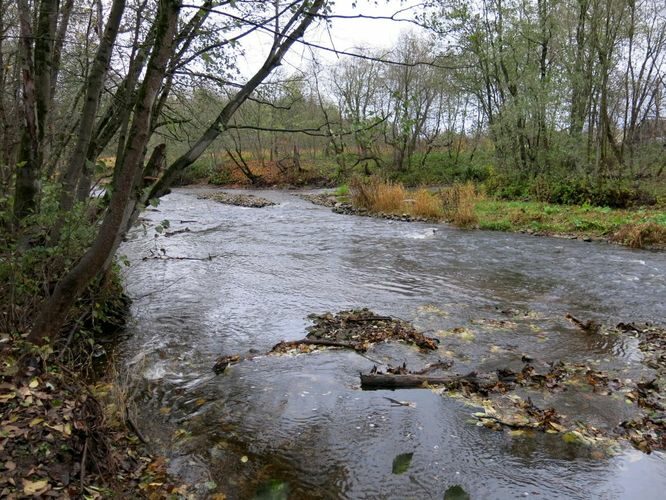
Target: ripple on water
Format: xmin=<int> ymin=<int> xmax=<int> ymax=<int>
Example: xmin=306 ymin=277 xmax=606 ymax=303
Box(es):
xmin=120 ymin=189 xmax=666 ymax=499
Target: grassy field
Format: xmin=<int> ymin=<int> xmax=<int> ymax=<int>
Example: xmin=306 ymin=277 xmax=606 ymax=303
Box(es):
xmin=344 ymin=179 xmax=666 ymax=249
xmin=475 ymin=199 xmax=666 ymax=248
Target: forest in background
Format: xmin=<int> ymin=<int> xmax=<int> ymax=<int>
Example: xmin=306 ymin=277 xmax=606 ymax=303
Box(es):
xmin=171 ymin=0 xmax=666 ymax=208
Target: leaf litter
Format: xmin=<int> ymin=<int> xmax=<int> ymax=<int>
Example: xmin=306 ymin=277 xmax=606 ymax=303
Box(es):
xmin=0 ymin=337 xmax=193 ymax=499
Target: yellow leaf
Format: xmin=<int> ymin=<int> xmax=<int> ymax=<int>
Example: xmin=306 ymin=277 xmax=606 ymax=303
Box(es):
xmin=0 ymin=393 xmax=16 ymax=402
xmin=46 ymin=423 xmax=72 ymax=436
xmin=549 ymin=422 xmax=567 ymax=433
xmin=28 ymin=379 xmax=39 ymax=389
xmin=23 ymin=478 xmax=49 ymax=495
xmin=29 ymin=418 xmax=44 ymax=427
xmin=240 ymin=455 xmax=248 ymax=463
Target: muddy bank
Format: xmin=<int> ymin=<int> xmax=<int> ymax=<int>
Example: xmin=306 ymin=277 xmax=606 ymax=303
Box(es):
xmin=197 ymin=191 xmax=276 ymax=208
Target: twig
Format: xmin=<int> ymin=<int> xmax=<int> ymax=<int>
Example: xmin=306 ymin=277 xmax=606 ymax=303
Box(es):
xmin=80 ymin=437 xmax=89 ymax=492
xmin=141 ymin=254 xmax=218 ymax=261
xmin=345 ymin=316 xmax=392 ymax=323
xmin=125 ymin=407 xmax=148 ymax=444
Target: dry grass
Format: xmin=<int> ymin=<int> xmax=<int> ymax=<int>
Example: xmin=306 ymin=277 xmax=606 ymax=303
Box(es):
xmin=373 ymin=181 xmax=406 ymax=213
xmin=350 ymin=176 xmax=405 ymax=213
xmin=411 ymin=189 xmax=443 ymax=219
xmin=439 ymin=182 xmax=481 ymax=227
xmin=611 ymin=222 xmax=666 ymax=249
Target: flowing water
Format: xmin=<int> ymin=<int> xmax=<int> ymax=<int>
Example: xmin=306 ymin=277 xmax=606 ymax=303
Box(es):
xmin=119 ymin=188 xmax=666 ymax=499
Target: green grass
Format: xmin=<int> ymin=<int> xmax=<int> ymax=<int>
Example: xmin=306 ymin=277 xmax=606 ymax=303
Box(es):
xmin=334 ymin=184 xmax=349 ymax=196
xmin=475 ymin=199 xmax=666 ymax=242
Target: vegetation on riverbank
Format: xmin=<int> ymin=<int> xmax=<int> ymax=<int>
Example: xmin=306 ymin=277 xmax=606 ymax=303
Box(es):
xmin=476 ymin=200 xmax=666 ymax=247
xmin=316 ymin=178 xmax=666 ymax=249
xmin=0 ymin=334 xmax=191 ymax=498
xmin=0 ymin=223 xmax=184 ymax=497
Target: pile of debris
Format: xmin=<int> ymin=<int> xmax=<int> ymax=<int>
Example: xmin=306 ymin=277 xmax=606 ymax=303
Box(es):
xmin=198 ymin=192 xmax=276 ymax=208
xmin=213 ymin=309 xmax=438 ymax=373
xmin=303 ymin=309 xmax=438 ymax=351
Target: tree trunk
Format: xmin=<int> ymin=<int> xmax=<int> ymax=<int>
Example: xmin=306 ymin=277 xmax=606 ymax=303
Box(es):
xmin=57 ymin=0 xmax=126 ymax=215
xmin=28 ymin=0 xmax=180 ymax=345
xmin=145 ymin=0 xmax=325 ymax=204
xmin=13 ymin=0 xmax=39 ymax=221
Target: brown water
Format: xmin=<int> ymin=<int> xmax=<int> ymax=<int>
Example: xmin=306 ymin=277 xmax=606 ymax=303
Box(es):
xmin=119 ymin=188 xmax=666 ymax=499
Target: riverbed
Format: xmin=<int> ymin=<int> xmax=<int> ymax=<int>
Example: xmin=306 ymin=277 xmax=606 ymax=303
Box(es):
xmin=119 ymin=188 xmax=666 ymax=499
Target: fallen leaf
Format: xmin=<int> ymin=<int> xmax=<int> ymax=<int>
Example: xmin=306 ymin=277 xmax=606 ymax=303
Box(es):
xmin=28 ymin=379 xmax=39 ymax=389
xmin=391 ymin=452 xmax=413 ymax=474
xmin=23 ymin=478 xmax=49 ymax=495
xmin=29 ymin=418 xmax=44 ymax=427
xmin=46 ymin=423 xmax=71 ymax=436
xmin=444 ymin=485 xmax=471 ymax=500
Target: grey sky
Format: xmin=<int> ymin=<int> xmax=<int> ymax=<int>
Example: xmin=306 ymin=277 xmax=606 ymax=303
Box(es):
xmin=238 ymin=0 xmax=429 ymax=76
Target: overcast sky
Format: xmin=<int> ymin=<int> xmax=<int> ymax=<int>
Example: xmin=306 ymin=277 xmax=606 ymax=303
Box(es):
xmin=237 ymin=0 xmax=430 ymax=76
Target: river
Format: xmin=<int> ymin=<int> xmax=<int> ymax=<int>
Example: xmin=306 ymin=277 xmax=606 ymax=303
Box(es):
xmin=118 ymin=188 xmax=666 ymax=499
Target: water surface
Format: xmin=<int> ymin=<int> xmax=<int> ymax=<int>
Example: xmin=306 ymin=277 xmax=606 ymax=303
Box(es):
xmin=119 ymin=188 xmax=666 ymax=499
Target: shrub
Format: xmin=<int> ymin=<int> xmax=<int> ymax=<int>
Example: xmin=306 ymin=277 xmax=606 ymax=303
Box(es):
xmin=334 ymin=184 xmax=349 ymax=197
xmin=209 ymin=166 xmax=234 ymax=185
xmin=349 ymin=176 xmax=380 ymax=209
xmin=373 ymin=181 xmax=405 ymax=213
xmin=349 ymin=176 xmax=405 ymax=213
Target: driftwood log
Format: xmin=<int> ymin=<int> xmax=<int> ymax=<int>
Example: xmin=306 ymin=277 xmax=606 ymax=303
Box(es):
xmin=360 ymin=372 xmax=482 ymax=390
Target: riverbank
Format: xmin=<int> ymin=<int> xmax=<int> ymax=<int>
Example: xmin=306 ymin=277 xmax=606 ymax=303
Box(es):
xmin=0 ymin=336 xmax=191 ymax=498
xmin=298 ymin=187 xmax=666 ymax=250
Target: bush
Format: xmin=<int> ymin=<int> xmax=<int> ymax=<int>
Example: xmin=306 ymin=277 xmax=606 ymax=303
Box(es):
xmin=176 ymin=161 xmax=213 ymax=185
xmin=611 ymin=222 xmax=666 ymax=249
xmin=486 ymin=173 xmax=657 ymax=208
xmin=209 ymin=166 xmax=234 ymax=185
xmin=334 ymin=184 xmax=349 ymax=196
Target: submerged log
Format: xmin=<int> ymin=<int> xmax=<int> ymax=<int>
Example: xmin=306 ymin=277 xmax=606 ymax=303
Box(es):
xmin=360 ymin=372 xmax=480 ymax=390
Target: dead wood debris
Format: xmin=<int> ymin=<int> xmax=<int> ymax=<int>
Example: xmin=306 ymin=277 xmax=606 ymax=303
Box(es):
xmin=566 ymin=313 xmax=602 ymax=334
xmin=213 ymin=309 xmax=439 ymax=374
xmin=361 ymin=324 xmax=666 ymax=454
xmin=304 ymin=308 xmax=438 ymax=350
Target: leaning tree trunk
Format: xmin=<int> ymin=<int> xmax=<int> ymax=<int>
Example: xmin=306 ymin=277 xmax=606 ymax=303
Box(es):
xmin=145 ymin=0 xmax=326 ymax=204
xmin=28 ymin=0 xmax=181 ymax=345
